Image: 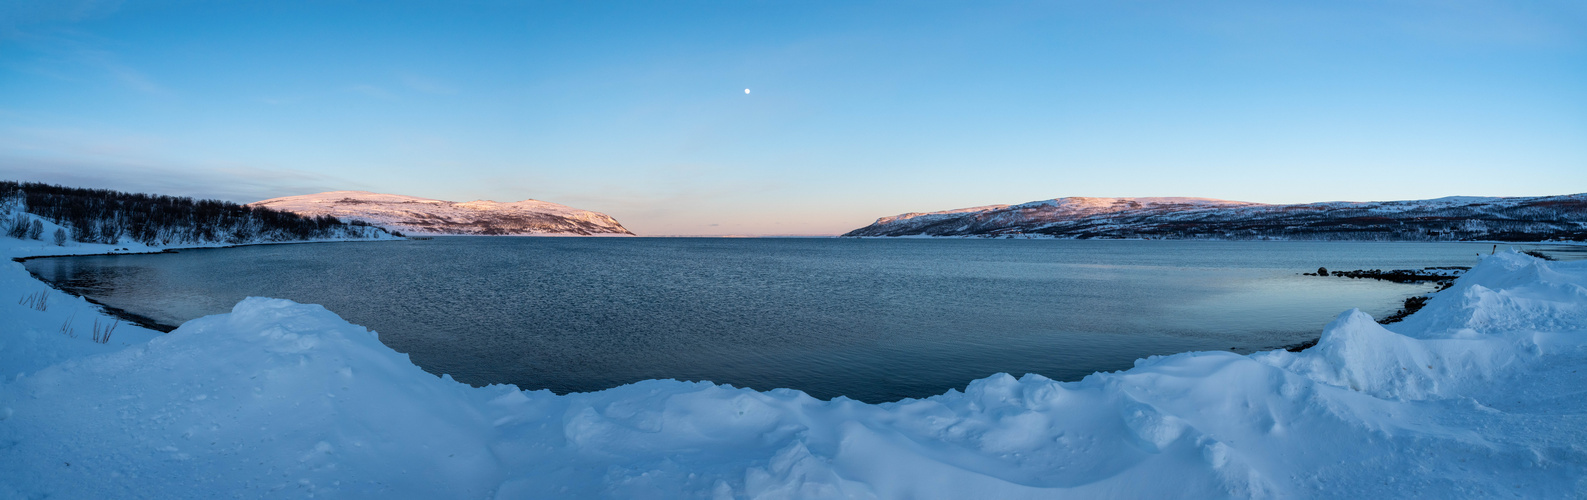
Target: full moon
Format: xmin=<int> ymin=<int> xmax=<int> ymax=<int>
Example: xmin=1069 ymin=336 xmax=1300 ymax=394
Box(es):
xmin=744 ymin=89 xmax=750 ymax=94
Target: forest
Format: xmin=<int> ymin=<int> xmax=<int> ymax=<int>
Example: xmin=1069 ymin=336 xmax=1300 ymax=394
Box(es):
xmin=1 ymin=181 xmax=393 ymax=246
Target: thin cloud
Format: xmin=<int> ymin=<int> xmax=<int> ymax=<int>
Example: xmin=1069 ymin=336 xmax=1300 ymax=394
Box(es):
xmin=0 ymin=126 xmax=362 ymax=203
xmin=0 ymin=156 xmax=363 ymax=204
xmin=0 ymin=0 xmax=124 ymax=32
xmin=400 ymin=74 xmax=456 ymax=95
xmin=96 ymin=56 xmax=166 ymax=95
xmin=0 ymin=125 xmax=167 ymax=158
xmin=349 ymin=84 xmax=396 ymax=99
xmin=2 ymin=27 xmax=170 ymax=95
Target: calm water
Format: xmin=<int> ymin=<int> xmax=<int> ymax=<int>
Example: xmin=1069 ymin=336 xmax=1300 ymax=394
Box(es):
xmin=26 ymin=238 xmax=1577 ymax=402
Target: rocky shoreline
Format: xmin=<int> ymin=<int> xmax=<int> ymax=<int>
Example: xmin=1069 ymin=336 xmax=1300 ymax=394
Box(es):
xmin=1282 ymin=266 xmax=1468 ymax=352
xmin=9 ymin=239 xmax=401 ymax=334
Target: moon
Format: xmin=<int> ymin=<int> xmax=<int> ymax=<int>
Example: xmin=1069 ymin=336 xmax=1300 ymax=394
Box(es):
xmin=744 ymin=89 xmax=750 ymax=94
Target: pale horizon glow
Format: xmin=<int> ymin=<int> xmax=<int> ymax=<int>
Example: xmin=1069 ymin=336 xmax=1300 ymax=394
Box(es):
xmin=1 ymin=1 xmax=1584 ymax=235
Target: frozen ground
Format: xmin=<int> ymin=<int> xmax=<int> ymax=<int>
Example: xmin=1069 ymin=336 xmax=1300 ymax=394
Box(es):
xmin=1 ymin=218 xmax=1584 ymax=498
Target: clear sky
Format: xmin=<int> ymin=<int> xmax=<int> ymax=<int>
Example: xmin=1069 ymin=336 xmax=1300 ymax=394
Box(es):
xmin=1 ymin=1 xmax=1583 ymax=235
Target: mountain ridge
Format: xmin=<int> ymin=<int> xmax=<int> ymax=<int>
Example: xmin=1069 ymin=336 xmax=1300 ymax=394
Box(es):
xmin=252 ymin=191 xmax=634 ymax=236
xmin=843 ymin=194 xmax=1587 ymax=241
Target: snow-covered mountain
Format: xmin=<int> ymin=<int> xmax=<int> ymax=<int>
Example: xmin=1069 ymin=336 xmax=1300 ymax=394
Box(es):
xmin=844 ymin=194 xmax=1587 ymax=241
xmin=251 ymin=191 xmax=634 ymax=236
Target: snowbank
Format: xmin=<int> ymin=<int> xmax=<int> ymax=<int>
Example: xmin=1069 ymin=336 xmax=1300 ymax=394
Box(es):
xmin=2 ymin=243 xmax=1585 ymax=497
xmin=0 ymin=211 xmax=397 ymax=377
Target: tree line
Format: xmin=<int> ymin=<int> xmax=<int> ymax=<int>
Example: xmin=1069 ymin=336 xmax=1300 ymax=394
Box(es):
xmin=1 ymin=181 xmax=394 ymax=246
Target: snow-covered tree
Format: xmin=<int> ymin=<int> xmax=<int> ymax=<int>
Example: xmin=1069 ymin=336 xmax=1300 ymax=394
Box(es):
xmin=2 ymin=181 xmax=392 ymax=246
xmin=5 ymin=214 xmax=28 ymax=239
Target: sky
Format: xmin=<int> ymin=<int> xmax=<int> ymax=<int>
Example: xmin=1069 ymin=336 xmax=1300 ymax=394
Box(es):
xmin=1 ymin=1 xmax=1584 ymax=236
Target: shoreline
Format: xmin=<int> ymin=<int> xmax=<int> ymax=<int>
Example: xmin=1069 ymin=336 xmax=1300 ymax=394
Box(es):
xmin=842 ymin=234 xmax=1587 ymax=245
xmin=6 ymin=249 xmax=1581 ymax=496
xmin=11 ymin=237 xmax=406 ymax=334
xmin=9 ymin=236 xmax=1587 ymax=496
xmin=1280 ymin=266 xmax=1466 ymax=352
xmin=20 ymin=236 xmax=1486 ymax=365
xmin=14 ymin=284 xmax=181 ymax=333
xmin=8 ymin=235 xmax=404 ymax=263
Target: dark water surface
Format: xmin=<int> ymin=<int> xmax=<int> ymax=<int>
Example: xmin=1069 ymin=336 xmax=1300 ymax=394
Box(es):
xmin=25 ymin=238 xmax=1576 ymax=402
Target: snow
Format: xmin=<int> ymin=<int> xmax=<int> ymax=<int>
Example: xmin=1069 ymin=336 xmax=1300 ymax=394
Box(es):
xmin=875 ymin=204 xmax=1012 ymax=224
xmin=0 ymin=211 xmax=396 ymax=379
xmin=3 ymin=225 xmax=1587 ymax=497
xmin=251 ymin=190 xmax=633 ymax=236
xmin=1009 ymin=196 xmax=1262 ymax=211
xmin=849 ymin=192 xmax=1587 ymax=238
xmin=881 ymin=197 xmax=1261 ymax=225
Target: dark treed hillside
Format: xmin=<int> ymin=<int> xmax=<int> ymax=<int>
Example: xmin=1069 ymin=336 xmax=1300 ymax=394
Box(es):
xmin=1 ymin=181 xmax=395 ymax=246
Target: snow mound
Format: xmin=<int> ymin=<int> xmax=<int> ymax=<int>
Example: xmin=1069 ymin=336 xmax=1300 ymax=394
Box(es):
xmin=3 ymin=252 xmax=1587 ymax=498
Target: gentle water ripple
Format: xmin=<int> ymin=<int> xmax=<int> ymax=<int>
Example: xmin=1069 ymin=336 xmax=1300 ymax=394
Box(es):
xmin=26 ymin=238 xmax=1576 ymax=402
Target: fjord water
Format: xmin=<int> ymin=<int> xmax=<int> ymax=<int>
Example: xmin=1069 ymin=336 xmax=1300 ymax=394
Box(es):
xmin=26 ymin=238 xmax=1550 ymax=403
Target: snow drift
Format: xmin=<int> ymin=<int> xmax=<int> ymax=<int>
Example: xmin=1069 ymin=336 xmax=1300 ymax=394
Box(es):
xmin=2 ymin=252 xmax=1586 ymax=498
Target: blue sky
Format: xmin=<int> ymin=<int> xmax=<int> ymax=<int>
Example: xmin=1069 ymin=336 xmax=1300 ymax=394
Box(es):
xmin=1 ymin=1 xmax=1583 ymax=235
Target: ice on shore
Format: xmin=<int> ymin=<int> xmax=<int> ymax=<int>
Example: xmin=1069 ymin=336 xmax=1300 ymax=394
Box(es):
xmin=1 ymin=236 xmax=1584 ymax=498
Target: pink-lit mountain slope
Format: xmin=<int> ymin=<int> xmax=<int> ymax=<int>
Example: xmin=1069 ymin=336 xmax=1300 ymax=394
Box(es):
xmin=843 ymin=195 xmax=1587 ymax=241
xmin=252 ymin=191 xmax=633 ymax=236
